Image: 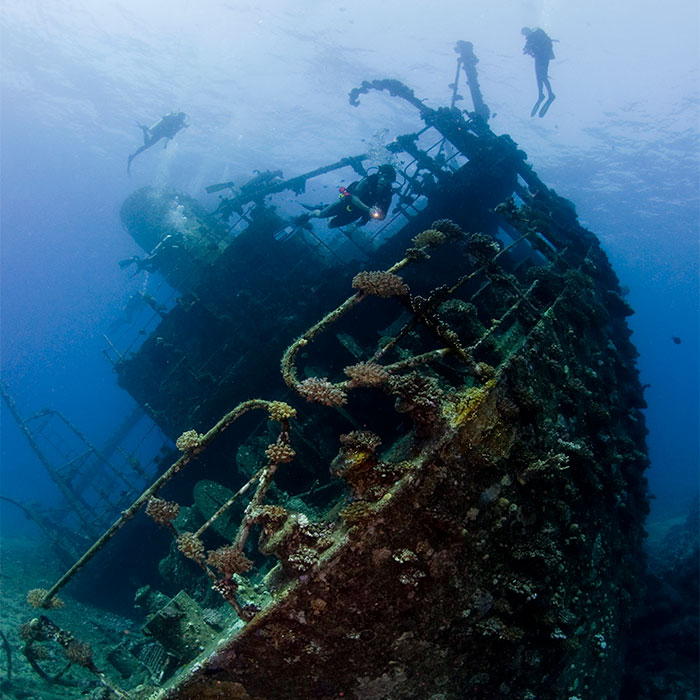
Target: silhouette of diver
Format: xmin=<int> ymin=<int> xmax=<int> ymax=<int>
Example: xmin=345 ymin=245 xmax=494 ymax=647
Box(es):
xmin=127 ymin=112 xmax=189 ymax=173
xmin=118 ymin=234 xmax=177 ymax=272
xmin=298 ymin=164 xmax=397 ymax=229
xmin=521 ymin=27 xmax=556 ymax=118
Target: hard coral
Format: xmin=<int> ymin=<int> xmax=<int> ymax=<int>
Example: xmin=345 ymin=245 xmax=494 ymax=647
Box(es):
xmin=177 ymin=532 xmax=205 ymax=562
xmin=65 ymin=639 xmax=94 ymax=668
xmin=206 ymin=546 xmax=253 ymax=576
xmin=466 ymin=232 xmax=500 ymax=264
xmin=332 ymin=431 xmax=381 ymax=488
xmin=176 ymin=429 xmax=203 ymax=452
xmin=286 ymin=545 xmax=320 ymax=574
xmin=344 ymin=361 xmax=390 ymax=388
xmin=333 ymin=432 xmax=407 ymax=500
xmin=431 ymin=218 xmax=466 ymax=240
xmin=267 ymin=401 xmax=297 ymax=422
xmin=339 ymin=430 xmax=382 ymax=452
xmin=297 ymin=377 xmax=347 ymax=407
xmin=387 ymin=371 xmax=446 ymax=436
xmin=26 ymin=588 xmax=64 ymax=609
xmin=412 ymin=228 xmax=447 ymax=249
xmin=146 ymin=497 xmax=181 ymax=525
xmin=352 ymin=271 xmax=410 ymax=298
xmin=251 ymin=504 xmax=289 ymax=527
xmin=256 ymin=511 xmax=333 ymax=576
xmin=444 ymin=380 xmax=497 ymax=428
xmin=265 ymin=439 xmax=296 ymax=464
xmin=339 ymin=500 xmax=375 ymax=523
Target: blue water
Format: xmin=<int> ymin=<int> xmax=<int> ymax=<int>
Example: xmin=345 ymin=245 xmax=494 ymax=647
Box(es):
xmin=1 ymin=0 xmax=698 ymax=532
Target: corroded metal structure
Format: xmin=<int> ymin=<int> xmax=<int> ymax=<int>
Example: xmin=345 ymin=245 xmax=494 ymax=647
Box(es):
xmin=35 ymin=74 xmax=649 ymax=700
xmin=0 ymin=382 xmax=158 ymax=560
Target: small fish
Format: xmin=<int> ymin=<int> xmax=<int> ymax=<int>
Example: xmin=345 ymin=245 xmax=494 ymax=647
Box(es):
xmin=672 ymin=336 xmax=681 ymax=344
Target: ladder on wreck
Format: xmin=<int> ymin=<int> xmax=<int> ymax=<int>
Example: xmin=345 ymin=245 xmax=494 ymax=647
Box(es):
xmin=0 ymin=381 xmax=165 ymax=557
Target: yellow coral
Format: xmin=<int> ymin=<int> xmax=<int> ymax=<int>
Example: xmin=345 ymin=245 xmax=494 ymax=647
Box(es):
xmin=346 ymin=449 xmax=372 ymax=467
xmin=339 ymin=501 xmax=374 ymax=522
xmin=444 ymin=379 xmax=497 ymax=427
xmin=268 ymin=401 xmax=297 ymax=421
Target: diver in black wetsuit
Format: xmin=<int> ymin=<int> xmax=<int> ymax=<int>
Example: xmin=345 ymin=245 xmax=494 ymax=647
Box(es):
xmin=127 ymin=111 xmax=189 ymax=173
xmin=118 ymin=234 xmax=177 ymax=272
xmin=300 ymin=164 xmax=396 ymax=229
xmin=521 ymin=27 xmax=556 ymax=117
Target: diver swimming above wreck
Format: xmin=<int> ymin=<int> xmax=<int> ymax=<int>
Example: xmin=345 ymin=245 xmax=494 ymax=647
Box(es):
xmin=128 ymin=111 xmax=189 ymax=174
xmin=273 ymin=163 xmax=397 ymax=242
xmin=21 ymin=43 xmax=650 ymax=700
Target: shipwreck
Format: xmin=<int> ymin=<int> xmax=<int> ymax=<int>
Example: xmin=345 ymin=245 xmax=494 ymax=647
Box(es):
xmin=18 ymin=46 xmax=649 ymax=700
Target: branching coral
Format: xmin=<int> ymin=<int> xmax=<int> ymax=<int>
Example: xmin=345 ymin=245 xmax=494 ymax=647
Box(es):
xmin=265 ymin=439 xmax=296 ymax=464
xmin=254 ymin=510 xmax=334 ymax=575
xmin=466 ymin=233 xmax=501 ymax=266
xmin=36 ymin=399 xmax=292 ymax=609
xmin=412 ymin=228 xmax=447 ymax=249
xmin=297 ymin=377 xmax=347 ymax=406
xmin=251 ymin=504 xmax=289 ymax=528
xmin=206 ymin=546 xmax=254 ymax=577
xmin=407 ymin=220 xmax=465 ymax=258
xmin=344 ymin=361 xmax=390 ymax=388
xmin=145 ymin=497 xmax=180 ymax=526
xmin=352 ymin=271 xmax=410 ymax=298
xmin=177 ymin=532 xmax=205 ymax=562
xmin=431 ymin=218 xmax=466 ymax=240
xmin=281 ymin=224 xmax=472 ymax=398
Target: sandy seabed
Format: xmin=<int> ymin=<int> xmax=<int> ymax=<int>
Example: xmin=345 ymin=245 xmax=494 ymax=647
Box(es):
xmin=0 ymin=534 xmax=137 ymax=700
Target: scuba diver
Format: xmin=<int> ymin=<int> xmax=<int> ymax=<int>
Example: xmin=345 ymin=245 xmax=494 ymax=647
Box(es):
xmin=118 ymin=234 xmax=177 ymax=273
xmin=276 ymin=164 xmax=397 ymax=241
xmin=127 ymin=111 xmax=189 ymax=173
xmin=109 ymin=291 xmax=167 ymax=333
xmin=521 ymin=27 xmax=556 ymax=118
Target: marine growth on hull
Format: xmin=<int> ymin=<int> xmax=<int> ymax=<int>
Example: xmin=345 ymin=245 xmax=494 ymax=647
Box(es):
xmin=18 ymin=71 xmax=649 ymax=700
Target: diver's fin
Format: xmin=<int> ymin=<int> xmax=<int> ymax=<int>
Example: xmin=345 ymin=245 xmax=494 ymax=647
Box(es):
xmin=205 ymin=181 xmax=236 ymax=194
xmin=530 ymin=96 xmax=544 ymax=118
xmin=274 ymin=215 xmax=311 ymax=242
xmin=119 ymin=257 xmax=137 ymax=270
xmin=299 ymin=202 xmax=323 ymax=211
xmin=538 ymin=94 xmax=556 ymax=118
xmin=274 ymin=224 xmax=301 ymax=242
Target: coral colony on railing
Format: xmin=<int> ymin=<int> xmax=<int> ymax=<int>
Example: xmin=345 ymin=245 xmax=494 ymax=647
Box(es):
xmin=32 ymin=216 xmax=534 ymax=619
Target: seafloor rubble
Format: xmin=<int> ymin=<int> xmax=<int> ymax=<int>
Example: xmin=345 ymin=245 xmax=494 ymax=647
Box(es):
xmin=15 ymin=82 xmax=654 ymax=700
